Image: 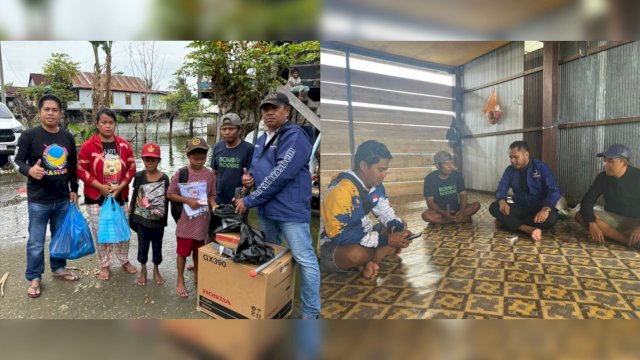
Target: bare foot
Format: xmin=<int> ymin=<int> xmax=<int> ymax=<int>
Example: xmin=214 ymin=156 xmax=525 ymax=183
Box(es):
xmin=136 ymin=274 xmax=147 ymax=286
xmin=98 ymin=267 xmax=111 ymax=281
xmin=122 ymin=262 xmax=138 ymax=274
xmin=530 ymin=228 xmax=542 ymax=242
xmin=136 ymin=267 xmax=147 ymax=286
xmin=153 ymin=270 xmax=165 ymax=285
xmin=176 ymin=281 xmax=188 ymax=298
xmin=361 ymin=261 xmax=380 ymax=280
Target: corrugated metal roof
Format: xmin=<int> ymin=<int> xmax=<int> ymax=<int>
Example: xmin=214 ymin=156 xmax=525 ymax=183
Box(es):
xmin=29 ymin=72 xmax=166 ymax=94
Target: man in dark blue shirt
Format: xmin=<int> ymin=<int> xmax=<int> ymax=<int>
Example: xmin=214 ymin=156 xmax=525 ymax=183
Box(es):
xmin=489 ymin=141 xmax=561 ymax=242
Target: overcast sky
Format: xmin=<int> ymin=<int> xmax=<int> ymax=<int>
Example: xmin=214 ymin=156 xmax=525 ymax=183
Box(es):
xmin=1 ymin=41 xmax=194 ymax=91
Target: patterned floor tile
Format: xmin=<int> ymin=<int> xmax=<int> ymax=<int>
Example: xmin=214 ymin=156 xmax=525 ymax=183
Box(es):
xmin=321 ymin=300 xmax=356 ymax=319
xmin=538 ymin=285 xmax=574 ymax=301
xmin=446 ymin=267 xmax=476 ymax=280
xmin=343 ymin=303 xmax=390 ymax=319
xmin=384 ymin=306 xmax=425 ymax=319
xmin=504 ymin=282 xmax=539 ymax=299
xmin=505 ymin=298 xmax=542 ymax=318
xmin=394 ymin=289 xmax=434 ymax=308
xmin=611 ymin=280 xmax=640 ymax=295
xmin=580 ymin=304 xmax=619 ymax=320
xmin=604 ymin=268 xmax=638 ymax=280
xmin=451 ymin=257 xmax=480 ymax=268
xmin=429 ymin=292 xmax=467 ymax=311
xmin=573 ymin=291 xmax=631 ymax=310
xmin=578 ymin=278 xmax=616 ymax=292
xmin=592 ymin=257 xmax=627 ymax=269
xmin=476 ymin=268 xmax=505 ymax=282
xmin=465 ymin=295 xmax=504 ymax=316
xmin=540 ymin=301 xmax=584 ymax=319
xmin=320 ymin=193 xmax=640 ymax=319
xmin=362 ymin=287 xmax=403 ymax=305
xmin=472 ymin=281 xmax=503 ymax=296
xmin=422 ymin=309 xmax=464 ymax=319
xmin=322 ymin=272 xmax=360 ymax=285
xmin=438 ymin=278 xmax=473 ymax=294
xmin=544 ymin=264 xmax=573 ymax=275
xmin=571 ymin=266 xmax=607 ymax=279
xmin=330 ymin=285 xmax=374 ymax=302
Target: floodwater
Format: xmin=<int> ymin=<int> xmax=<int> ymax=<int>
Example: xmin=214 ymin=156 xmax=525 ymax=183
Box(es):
xmin=0 ymin=131 xmax=319 ymax=319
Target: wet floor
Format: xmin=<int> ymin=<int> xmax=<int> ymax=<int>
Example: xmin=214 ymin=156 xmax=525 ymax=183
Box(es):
xmin=320 ymin=192 xmax=640 ymax=319
xmin=0 ymin=136 xmax=319 ymax=319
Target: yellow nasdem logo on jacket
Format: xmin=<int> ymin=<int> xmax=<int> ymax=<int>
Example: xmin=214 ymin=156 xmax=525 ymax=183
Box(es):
xmin=42 ymin=144 xmax=68 ymax=176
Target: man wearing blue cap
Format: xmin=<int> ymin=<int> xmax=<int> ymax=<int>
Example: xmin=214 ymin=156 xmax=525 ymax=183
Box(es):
xmin=576 ymin=144 xmax=640 ymax=247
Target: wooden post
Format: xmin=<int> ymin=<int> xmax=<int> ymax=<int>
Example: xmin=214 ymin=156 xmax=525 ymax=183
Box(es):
xmin=542 ymin=42 xmax=559 ymax=176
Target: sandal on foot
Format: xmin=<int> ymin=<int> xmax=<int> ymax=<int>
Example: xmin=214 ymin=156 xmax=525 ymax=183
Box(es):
xmin=27 ymin=280 xmax=41 ymax=298
xmin=52 ymin=270 xmax=79 ymax=282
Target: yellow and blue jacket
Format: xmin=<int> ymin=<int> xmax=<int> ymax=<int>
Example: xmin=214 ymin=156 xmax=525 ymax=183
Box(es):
xmin=320 ymin=171 xmax=404 ymax=248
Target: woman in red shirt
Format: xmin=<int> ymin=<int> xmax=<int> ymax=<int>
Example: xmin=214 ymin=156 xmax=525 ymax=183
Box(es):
xmin=77 ymin=108 xmax=137 ymax=281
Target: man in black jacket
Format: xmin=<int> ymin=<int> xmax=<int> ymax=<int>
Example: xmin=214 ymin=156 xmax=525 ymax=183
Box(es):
xmin=576 ymin=144 xmax=640 ymax=247
xmin=14 ymin=94 xmax=79 ymax=298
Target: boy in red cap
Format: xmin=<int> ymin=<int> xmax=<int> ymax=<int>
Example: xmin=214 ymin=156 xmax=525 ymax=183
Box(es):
xmin=129 ymin=143 xmax=170 ymax=286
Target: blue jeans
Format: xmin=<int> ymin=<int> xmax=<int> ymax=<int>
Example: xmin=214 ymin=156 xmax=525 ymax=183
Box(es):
xmin=26 ymin=200 xmax=70 ymax=281
xmin=259 ymin=216 xmax=320 ymax=319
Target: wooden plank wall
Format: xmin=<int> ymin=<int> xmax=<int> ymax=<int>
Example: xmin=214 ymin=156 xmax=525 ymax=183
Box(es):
xmin=321 ymin=57 xmax=455 ymax=197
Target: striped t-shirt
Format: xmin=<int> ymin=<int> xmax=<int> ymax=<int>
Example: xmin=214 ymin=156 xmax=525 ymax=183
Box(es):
xmin=167 ymin=166 xmax=216 ymax=241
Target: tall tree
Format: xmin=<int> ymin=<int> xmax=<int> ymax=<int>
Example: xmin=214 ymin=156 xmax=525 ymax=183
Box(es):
xmin=178 ymin=41 xmax=319 ymax=136
xmin=27 ymin=52 xmax=80 ymax=126
xmin=90 ymin=41 xmax=104 ymax=116
xmin=101 ymin=41 xmax=114 ymax=108
xmin=128 ymin=41 xmax=166 ymax=143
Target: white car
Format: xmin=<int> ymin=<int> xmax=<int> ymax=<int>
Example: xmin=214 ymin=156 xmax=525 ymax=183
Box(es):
xmin=0 ymin=102 xmax=25 ymax=166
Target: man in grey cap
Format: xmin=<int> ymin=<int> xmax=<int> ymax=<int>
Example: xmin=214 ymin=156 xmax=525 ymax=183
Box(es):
xmin=422 ymin=150 xmax=480 ymax=224
xmin=576 ymin=144 xmax=640 ymax=247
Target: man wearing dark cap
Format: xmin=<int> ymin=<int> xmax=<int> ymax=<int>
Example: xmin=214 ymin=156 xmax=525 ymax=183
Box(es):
xmin=235 ymin=92 xmax=320 ymax=319
xmin=576 ymin=144 xmax=640 ymax=247
xmin=209 ymin=112 xmax=254 ymax=233
xmin=422 ymin=151 xmax=480 ymax=224
xmin=489 ymin=141 xmax=561 ymax=242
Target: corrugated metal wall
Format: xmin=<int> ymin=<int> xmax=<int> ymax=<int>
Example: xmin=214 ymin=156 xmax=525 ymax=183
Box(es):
xmin=558 ymin=41 xmax=640 ymax=204
xmin=461 ymin=41 xmax=640 ymax=205
xmin=461 ymin=42 xmax=544 ymax=192
xmin=320 ymin=47 xmax=455 ymax=196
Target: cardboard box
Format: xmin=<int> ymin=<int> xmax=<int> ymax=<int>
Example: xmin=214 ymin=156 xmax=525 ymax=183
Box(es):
xmin=215 ymin=232 xmax=241 ymax=250
xmin=197 ymin=243 xmax=295 ymax=319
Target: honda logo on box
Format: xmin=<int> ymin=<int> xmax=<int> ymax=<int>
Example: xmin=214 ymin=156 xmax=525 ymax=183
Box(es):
xmin=202 ymin=288 xmax=231 ymax=306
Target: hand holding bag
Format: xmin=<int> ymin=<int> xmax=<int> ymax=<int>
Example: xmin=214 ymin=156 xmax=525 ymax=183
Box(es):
xmin=98 ymin=196 xmax=132 ymax=243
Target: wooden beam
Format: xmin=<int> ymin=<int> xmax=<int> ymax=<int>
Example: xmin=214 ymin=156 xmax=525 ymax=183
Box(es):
xmin=542 ymin=41 xmax=559 ymax=176
xmin=276 ymin=85 xmax=320 ymax=130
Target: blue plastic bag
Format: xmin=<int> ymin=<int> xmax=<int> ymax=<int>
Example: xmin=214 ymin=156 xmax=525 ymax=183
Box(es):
xmin=98 ymin=196 xmax=131 ymax=244
xmin=50 ymin=203 xmax=96 ymax=259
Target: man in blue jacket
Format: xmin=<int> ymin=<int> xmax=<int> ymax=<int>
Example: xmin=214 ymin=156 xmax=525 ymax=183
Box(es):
xmin=489 ymin=141 xmax=561 ymax=242
xmin=235 ymin=91 xmax=320 ymax=319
